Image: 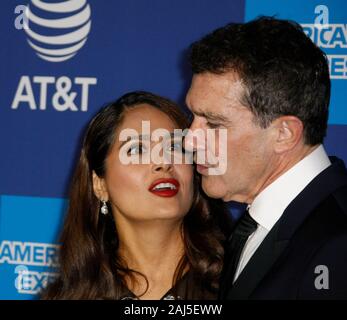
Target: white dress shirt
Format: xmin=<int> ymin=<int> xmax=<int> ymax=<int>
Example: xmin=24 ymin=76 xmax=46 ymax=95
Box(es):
xmin=233 ymin=145 xmax=332 ymax=283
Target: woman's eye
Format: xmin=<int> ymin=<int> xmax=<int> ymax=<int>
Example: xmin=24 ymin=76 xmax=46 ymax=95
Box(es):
xmin=127 ymin=143 xmax=146 ymax=155
xmin=169 ymin=141 xmax=184 ymax=153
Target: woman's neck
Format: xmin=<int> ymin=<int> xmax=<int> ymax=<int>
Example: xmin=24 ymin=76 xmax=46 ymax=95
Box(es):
xmin=116 ymin=216 xmax=186 ymax=299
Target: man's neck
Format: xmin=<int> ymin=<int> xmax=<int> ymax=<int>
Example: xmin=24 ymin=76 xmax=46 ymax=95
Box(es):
xmin=245 ymin=144 xmax=319 ymax=204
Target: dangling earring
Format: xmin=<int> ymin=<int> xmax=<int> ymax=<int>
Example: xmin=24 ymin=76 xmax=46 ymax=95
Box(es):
xmin=100 ymin=200 xmax=109 ymax=215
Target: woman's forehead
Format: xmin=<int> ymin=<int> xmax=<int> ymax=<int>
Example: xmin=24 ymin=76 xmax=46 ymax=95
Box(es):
xmin=118 ymin=104 xmax=177 ymax=133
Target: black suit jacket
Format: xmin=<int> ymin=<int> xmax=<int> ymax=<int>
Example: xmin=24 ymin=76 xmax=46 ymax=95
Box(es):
xmin=220 ymin=156 xmax=347 ymax=300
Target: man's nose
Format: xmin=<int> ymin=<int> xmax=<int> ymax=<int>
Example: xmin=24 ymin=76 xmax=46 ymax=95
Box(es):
xmin=184 ymin=120 xmax=205 ymax=153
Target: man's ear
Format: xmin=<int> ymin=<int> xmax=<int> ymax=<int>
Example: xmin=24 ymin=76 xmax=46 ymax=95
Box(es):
xmin=92 ymin=171 xmax=109 ymax=201
xmin=272 ymin=116 xmax=304 ymax=154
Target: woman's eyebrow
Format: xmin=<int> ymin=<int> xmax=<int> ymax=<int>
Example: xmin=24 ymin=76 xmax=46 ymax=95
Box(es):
xmin=118 ymin=132 xmax=183 ymax=149
xmin=118 ymin=134 xmax=150 ymax=149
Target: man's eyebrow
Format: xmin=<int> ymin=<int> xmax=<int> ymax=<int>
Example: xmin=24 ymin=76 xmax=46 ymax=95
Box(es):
xmin=193 ymin=110 xmax=229 ymax=122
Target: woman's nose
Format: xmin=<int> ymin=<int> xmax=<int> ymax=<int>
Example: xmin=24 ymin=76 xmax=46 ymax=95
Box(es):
xmin=151 ymin=161 xmax=173 ymax=173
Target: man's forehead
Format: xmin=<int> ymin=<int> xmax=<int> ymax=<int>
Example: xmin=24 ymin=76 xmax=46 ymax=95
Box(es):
xmin=188 ymin=71 xmax=243 ymax=97
xmin=186 ymin=73 xmax=246 ymax=114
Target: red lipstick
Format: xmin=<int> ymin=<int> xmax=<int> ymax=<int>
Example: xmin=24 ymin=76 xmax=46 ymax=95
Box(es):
xmin=148 ymin=178 xmax=180 ymax=197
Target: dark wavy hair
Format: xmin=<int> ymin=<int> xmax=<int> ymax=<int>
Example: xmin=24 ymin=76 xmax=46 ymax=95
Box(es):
xmin=42 ymin=91 xmax=229 ymax=299
xmin=190 ymin=16 xmax=331 ymax=145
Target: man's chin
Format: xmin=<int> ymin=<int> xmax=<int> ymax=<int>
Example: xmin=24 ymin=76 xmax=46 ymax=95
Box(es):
xmin=201 ymin=176 xmax=226 ymax=199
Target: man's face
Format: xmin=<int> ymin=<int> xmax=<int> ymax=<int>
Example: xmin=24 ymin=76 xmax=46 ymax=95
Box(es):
xmin=185 ymin=72 xmax=277 ymax=203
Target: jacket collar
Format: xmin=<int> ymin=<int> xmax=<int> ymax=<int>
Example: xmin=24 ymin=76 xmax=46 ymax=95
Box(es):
xmin=225 ymin=157 xmax=347 ymax=299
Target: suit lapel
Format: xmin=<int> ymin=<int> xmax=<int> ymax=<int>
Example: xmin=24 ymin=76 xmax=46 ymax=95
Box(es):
xmin=224 ymin=157 xmax=347 ymax=299
xmin=226 ymin=221 xmax=288 ymax=299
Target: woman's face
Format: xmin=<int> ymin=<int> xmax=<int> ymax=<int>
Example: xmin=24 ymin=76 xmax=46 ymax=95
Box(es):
xmin=94 ymin=104 xmax=194 ymax=222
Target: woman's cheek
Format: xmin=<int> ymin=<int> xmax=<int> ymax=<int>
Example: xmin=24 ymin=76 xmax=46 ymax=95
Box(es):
xmin=105 ymin=164 xmax=144 ymax=201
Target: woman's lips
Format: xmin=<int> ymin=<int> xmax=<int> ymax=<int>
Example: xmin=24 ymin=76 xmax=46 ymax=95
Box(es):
xmin=148 ymin=178 xmax=180 ymax=198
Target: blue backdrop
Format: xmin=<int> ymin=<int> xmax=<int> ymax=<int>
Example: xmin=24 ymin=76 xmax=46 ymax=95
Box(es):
xmin=0 ymin=0 xmax=346 ymax=299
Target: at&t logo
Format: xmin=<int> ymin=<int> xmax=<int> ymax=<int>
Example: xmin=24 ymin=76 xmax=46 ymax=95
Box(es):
xmin=16 ymin=0 xmax=91 ymax=62
xmin=13 ymin=1 xmax=97 ymax=111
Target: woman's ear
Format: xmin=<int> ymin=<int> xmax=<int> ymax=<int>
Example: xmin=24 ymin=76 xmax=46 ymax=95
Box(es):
xmin=92 ymin=171 xmax=109 ymax=201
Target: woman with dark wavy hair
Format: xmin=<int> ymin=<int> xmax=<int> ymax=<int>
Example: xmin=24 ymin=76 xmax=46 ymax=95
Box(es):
xmin=42 ymin=91 xmax=230 ymax=300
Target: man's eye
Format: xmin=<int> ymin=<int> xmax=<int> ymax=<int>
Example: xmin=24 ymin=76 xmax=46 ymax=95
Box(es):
xmin=206 ymin=121 xmax=220 ymax=128
xmin=127 ymin=143 xmax=146 ymax=155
